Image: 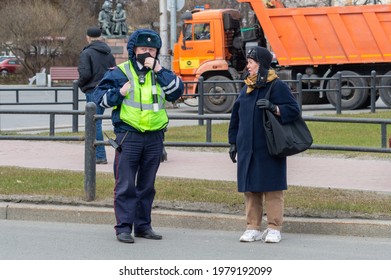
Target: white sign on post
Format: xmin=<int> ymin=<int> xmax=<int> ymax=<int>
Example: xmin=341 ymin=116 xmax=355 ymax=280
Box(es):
xmin=167 ymin=0 xmax=185 ymax=12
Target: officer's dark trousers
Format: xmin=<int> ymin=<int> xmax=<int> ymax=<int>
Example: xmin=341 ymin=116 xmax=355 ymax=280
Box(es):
xmin=113 ymin=130 xmax=164 ymax=235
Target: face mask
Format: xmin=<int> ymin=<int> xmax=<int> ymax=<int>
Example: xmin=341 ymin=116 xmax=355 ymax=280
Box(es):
xmin=136 ymin=52 xmax=153 ymax=65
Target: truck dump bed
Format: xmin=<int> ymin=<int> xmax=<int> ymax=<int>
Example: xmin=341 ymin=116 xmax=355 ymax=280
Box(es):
xmin=239 ymin=0 xmax=391 ymax=66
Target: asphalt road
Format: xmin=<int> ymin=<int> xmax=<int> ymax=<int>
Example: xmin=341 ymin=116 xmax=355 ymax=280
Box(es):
xmin=1 ymin=219 xmax=391 ymax=260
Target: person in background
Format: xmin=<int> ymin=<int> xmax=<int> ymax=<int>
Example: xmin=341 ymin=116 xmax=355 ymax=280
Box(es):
xmin=198 ymin=24 xmax=210 ymax=40
xmin=228 ymin=46 xmax=300 ymax=243
xmin=78 ymin=26 xmax=116 ymax=164
xmin=94 ymin=29 xmax=184 ymax=244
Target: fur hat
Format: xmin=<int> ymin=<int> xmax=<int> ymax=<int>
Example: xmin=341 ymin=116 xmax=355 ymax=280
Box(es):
xmin=134 ymin=32 xmax=162 ymax=49
xmin=247 ymin=46 xmax=273 ymax=82
xmin=87 ymin=27 xmax=102 ymax=38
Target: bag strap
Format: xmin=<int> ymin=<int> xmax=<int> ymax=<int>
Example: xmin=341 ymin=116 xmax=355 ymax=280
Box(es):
xmin=264 ymin=79 xmax=277 ymax=100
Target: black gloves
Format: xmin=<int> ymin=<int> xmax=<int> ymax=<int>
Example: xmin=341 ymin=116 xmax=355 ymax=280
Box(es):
xmin=229 ymin=144 xmax=237 ymax=163
xmin=256 ymin=99 xmax=277 ymax=113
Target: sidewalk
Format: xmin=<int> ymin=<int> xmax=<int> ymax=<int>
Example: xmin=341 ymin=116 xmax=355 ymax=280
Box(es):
xmin=0 ymin=140 xmax=391 ymax=238
xmin=1 ymin=140 xmax=390 ymax=192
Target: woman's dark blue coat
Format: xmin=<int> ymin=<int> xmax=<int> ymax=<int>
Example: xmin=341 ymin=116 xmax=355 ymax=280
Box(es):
xmin=228 ymin=78 xmax=300 ymax=193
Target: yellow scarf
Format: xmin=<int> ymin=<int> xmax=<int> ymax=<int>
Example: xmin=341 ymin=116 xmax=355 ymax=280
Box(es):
xmin=244 ymin=70 xmax=278 ymax=94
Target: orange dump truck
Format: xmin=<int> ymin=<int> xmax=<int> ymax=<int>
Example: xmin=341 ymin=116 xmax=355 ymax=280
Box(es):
xmin=172 ymin=0 xmax=391 ymax=112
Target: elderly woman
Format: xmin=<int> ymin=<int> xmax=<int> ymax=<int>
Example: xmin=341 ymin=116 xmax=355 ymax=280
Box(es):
xmin=228 ymin=46 xmax=300 ymax=243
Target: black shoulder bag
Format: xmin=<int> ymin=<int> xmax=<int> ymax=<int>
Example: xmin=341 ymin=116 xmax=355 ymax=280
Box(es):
xmin=263 ymin=80 xmax=313 ymax=158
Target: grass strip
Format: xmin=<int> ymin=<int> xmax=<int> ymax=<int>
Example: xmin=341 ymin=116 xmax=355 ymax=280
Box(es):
xmin=1 ymin=166 xmax=390 ymax=219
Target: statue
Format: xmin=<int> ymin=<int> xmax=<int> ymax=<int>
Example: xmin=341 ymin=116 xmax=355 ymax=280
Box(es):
xmin=112 ymin=3 xmax=127 ymax=36
xmin=103 ymin=0 xmax=113 ymax=9
xmin=98 ymin=2 xmax=113 ymax=36
xmin=97 ymin=1 xmax=128 ymax=37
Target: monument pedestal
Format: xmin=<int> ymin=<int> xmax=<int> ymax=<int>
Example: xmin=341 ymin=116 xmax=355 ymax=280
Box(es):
xmin=104 ymin=37 xmax=129 ymax=64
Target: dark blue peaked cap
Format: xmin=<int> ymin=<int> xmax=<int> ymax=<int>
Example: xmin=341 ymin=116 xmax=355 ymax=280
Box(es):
xmin=135 ymin=32 xmax=161 ymax=49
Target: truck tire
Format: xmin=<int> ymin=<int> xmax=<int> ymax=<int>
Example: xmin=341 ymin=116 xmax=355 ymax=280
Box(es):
xmin=203 ymin=76 xmax=236 ymax=113
xmin=380 ymin=70 xmax=391 ymax=107
xmin=326 ymin=71 xmax=369 ymax=110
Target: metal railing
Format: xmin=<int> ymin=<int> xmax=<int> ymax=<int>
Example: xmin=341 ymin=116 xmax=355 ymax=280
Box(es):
xmin=162 ymin=114 xmax=391 ymax=151
xmin=0 ymin=108 xmax=84 ymax=136
xmin=179 ymin=71 xmax=391 ymax=115
xmin=295 ymin=70 xmax=389 ymax=114
xmin=0 ymin=80 xmax=81 ymax=132
xmin=1 ymin=71 xmax=390 ymax=120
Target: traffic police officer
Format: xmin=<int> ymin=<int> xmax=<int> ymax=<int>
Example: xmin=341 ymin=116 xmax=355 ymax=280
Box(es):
xmin=94 ymin=29 xmax=184 ymax=244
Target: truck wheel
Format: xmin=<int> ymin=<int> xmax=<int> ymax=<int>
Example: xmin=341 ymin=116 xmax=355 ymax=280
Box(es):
xmin=203 ymin=76 xmax=236 ymax=113
xmin=380 ymin=70 xmax=391 ymax=107
xmin=326 ymin=71 xmax=369 ymax=110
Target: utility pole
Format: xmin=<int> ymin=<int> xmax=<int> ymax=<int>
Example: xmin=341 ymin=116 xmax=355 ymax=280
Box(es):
xmin=159 ymin=0 xmax=171 ymax=69
xmin=170 ymin=0 xmax=177 ymax=50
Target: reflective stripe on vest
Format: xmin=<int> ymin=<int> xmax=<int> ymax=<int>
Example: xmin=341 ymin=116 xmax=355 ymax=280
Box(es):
xmin=117 ymin=61 xmax=168 ymax=132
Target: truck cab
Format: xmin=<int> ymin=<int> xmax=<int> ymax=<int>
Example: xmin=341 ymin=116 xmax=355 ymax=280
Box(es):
xmin=173 ymin=8 xmax=250 ymax=113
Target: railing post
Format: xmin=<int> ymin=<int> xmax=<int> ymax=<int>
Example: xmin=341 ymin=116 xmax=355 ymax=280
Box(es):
xmin=370 ymin=70 xmax=377 ymax=113
xmin=206 ymin=119 xmax=212 ymax=142
xmin=296 ymin=73 xmax=303 ymax=113
xmin=336 ymin=72 xmax=342 ymax=114
xmin=16 ymin=89 xmax=20 ymax=103
xmin=381 ymin=123 xmax=387 ymax=148
xmin=84 ymin=102 xmax=96 ymax=201
xmin=49 ymin=113 xmax=55 ymax=136
xmin=72 ymin=80 xmax=79 ymax=133
xmin=198 ymin=76 xmax=204 ymax=126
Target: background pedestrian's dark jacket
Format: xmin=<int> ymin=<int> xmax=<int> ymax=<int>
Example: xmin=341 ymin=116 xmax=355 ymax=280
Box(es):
xmin=228 ymin=78 xmax=300 ymax=193
xmin=78 ymin=40 xmax=116 ymax=93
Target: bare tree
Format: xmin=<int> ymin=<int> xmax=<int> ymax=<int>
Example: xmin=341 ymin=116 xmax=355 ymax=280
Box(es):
xmin=0 ymin=0 xmax=93 ymax=77
xmin=123 ymin=0 xmax=159 ymax=31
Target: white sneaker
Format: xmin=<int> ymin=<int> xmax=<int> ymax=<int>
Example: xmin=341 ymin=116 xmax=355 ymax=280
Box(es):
xmin=261 ymin=228 xmax=281 ymax=243
xmin=239 ymin=229 xmax=262 ymax=242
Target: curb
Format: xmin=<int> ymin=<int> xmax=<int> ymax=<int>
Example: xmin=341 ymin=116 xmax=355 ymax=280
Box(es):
xmin=1 ymin=202 xmax=391 ymax=239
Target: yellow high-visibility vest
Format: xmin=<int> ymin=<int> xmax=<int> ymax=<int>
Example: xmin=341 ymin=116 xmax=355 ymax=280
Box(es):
xmin=117 ymin=61 xmax=168 ymax=132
